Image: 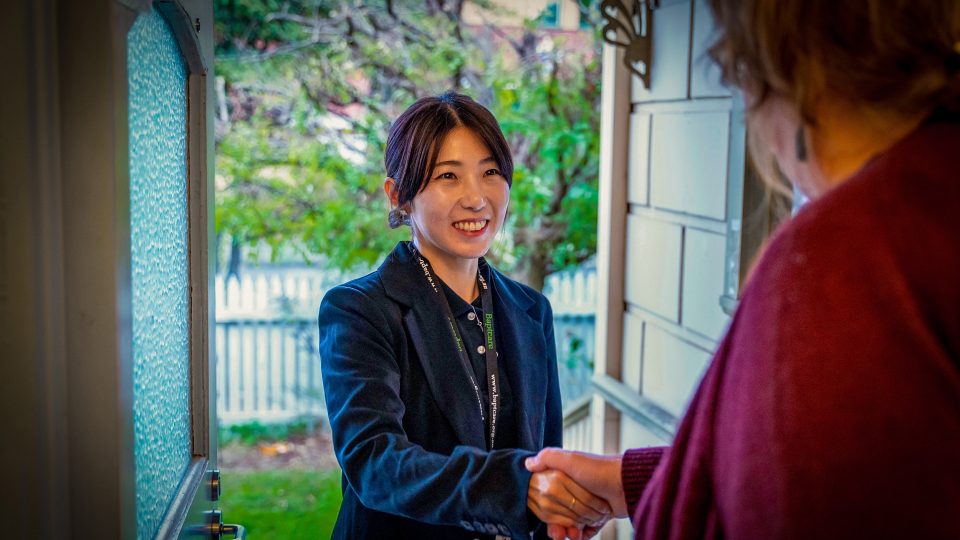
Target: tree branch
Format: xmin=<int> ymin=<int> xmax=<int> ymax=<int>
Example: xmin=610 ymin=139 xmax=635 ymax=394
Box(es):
xmin=219 ymin=37 xmax=328 ymax=63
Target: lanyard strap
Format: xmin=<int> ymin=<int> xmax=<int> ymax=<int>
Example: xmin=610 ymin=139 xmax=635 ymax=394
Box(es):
xmin=412 ymin=246 xmax=500 ymax=449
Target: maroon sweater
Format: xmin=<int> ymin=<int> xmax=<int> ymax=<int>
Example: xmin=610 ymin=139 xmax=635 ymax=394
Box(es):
xmin=620 ymin=112 xmax=960 ymax=538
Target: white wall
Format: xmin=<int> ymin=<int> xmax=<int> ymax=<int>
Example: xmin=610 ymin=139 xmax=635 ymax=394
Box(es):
xmin=617 ymin=0 xmax=739 ymax=449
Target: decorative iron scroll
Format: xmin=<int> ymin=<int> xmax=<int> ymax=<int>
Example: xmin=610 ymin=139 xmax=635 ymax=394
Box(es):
xmin=600 ymin=0 xmax=659 ymax=88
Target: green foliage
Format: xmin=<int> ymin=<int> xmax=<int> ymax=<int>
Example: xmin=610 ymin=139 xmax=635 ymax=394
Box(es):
xmin=214 ymin=1 xmax=602 ymax=287
xmin=219 ymin=418 xmax=319 ymax=446
xmin=564 ymin=334 xmax=594 ymax=371
xmin=488 ymin=52 xmax=601 ymax=280
xmin=220 ymin=469 xmax=342 ymax=539
xmin=214 ymin=0 xmax=333 ymax=55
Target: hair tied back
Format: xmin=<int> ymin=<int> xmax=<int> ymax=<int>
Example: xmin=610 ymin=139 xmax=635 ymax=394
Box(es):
xmin=388 ymin=207 xmax=410 ymax=229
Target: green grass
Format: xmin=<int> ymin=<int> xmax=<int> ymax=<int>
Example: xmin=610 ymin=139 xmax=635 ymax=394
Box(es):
xmin=220 ymin=469 xmax=342 ymax=539
xmin=219 ymin=418 xmax=321 ymax=446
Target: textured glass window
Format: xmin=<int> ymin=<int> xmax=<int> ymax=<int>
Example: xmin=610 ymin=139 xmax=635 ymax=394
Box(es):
xmin=128 ymin=10 xmax=191 ymax=539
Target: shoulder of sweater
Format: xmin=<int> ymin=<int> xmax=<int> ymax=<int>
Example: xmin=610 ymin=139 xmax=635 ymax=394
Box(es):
xmin=745 ymin=117 xmax=960 ymax=297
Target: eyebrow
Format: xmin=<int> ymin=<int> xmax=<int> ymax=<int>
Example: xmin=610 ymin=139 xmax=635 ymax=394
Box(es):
xmin=433 ymin=156 xmax=498 ymax=168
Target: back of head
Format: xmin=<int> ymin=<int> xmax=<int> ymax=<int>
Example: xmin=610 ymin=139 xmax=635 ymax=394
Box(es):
xmin=707 ymin=0 xmax=960 ymax=121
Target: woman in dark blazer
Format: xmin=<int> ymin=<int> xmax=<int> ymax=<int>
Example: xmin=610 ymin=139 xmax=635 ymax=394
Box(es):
xmin=318 ymin=92 xmax=611 ymax=539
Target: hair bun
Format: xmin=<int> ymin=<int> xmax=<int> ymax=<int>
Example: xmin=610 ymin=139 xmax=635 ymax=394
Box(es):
xmin=388 ymin=208 xmax=409 ymax=229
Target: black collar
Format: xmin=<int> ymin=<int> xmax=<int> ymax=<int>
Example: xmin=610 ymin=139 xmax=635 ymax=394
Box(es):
xmin=441 ymin=281 xmax=482 ymax=317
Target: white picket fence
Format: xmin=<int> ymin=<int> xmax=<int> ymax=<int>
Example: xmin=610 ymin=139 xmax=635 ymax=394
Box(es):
xmin=214 ymin=267 xmax=343 ymax=424
xmin=542 ymin=262 xmax=598 ymax=406
xmin=215 ymin=263 xmax=597 ymax=424
xmin=542 ymin=262 xmax=597 ymax=315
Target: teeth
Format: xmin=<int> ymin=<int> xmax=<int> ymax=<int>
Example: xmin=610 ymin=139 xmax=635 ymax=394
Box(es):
xmin=454 ymin=220 xmax=487 ymax=232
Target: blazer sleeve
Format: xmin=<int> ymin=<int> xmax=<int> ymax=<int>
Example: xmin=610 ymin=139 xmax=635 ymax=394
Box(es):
xmin=319 ymin=284 xmax=537 ymax=539
xmin=541 ymin=297 xmax=563 ymax=450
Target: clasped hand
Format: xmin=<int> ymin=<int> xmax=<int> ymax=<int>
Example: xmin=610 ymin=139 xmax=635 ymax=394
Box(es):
xmin=525 ymin=448 xmax=628 ymax=540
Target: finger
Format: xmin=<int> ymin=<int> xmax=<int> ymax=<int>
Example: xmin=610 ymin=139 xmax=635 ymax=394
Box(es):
xmin=533 ymin=471 xmax=606 ymax=524
xmin=547 ymin=523 xmax=567 ymax=540
xmin=525 ymin=447 xmax=561 ymax=472
xmin=553 ymin=488 xmax=608 ymax=524
xmin=531 ymin=471 xmax=610 ymax=526
xmin=541 ymin=490 xmax=599 ymax=525
xmin=529 ymin=471 xmax=582 ymax=522
xmin=561 ymin=479 xmax=613 ymax=521
xmin=528 ymin=447 xmax=579 ymax=473
xmin=527 ymin=457 xmax=615 ymax=526
xmin=565 ymin=525 xmax=584 ymax=540
xmin=529 ymin=494 xmax=579 ymax=529
xmin=582 ymin=515 xmax=608 ymax=536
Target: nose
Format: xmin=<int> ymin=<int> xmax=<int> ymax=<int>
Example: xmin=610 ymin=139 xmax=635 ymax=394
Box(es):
xmin=459 ymin=175 xmax=487 ymax=211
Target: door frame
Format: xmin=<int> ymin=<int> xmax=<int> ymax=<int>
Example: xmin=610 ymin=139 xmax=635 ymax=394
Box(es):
xmin=26 ymin=0 xmax=217 ymax=538
xmin=144 ymin=0 xmax=218 ymax=535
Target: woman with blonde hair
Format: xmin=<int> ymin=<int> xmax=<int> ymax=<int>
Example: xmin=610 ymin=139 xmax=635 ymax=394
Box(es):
xmin=526 ymin=1 xmax=960 ymax=538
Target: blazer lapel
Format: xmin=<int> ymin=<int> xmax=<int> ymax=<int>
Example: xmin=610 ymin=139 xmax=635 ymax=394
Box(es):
xmin=380 ymin=243 xmax=487 ymax=449
xmin=492 ymin=270 xmax=548 ymax=451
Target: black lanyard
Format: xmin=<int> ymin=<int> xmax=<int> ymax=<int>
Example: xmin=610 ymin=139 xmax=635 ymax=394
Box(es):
xmin=412 ymin=246 xmax=500 ymax=449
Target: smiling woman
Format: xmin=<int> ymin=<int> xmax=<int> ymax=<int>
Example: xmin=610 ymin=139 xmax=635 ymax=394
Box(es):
xmin=317 ymin=92 xmax=611 ymax=539
xmin=387 ymin=124 xmax=510 ymax=301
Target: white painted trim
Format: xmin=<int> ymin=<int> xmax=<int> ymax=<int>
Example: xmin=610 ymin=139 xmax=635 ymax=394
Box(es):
xmin=594 ymin=43 xmax=631 ymax=383
xmin=591 ymin=42 xmax=631 ymax=467
xmin=592 ymin=374 xmax=676 ymax=441
xmin=627 ymin=204 xmax=728 ymax=233
xmin=632 ymin=95 xmax=734 ymax=112
xmin=624 ymin=302 xmax=726 ymax=352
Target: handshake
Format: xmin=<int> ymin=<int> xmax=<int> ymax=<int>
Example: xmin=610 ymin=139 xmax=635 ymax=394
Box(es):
xmin=524 ymin=448 xmax=628 ymax=540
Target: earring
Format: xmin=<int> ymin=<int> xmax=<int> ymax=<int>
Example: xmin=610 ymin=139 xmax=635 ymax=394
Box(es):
xmin=795 ymin=126 xmax=808 ymax=162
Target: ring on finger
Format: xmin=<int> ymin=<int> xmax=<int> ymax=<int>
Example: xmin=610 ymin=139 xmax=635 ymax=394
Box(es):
xmin=569 ymin=496 xmax=577 ymax=510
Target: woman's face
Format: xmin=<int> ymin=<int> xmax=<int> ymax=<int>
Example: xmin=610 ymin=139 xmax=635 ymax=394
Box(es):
xmin=405 ymin=126 xmax=510 ymax=266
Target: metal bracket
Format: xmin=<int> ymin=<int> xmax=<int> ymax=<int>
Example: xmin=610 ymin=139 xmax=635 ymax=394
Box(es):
xmin=209 ymin=468 xmax=221 ymax=501
xmin=187 ymin=509 xmax=246 ymax=539
xmin=600 ymin=0 xmax=659 ymax=89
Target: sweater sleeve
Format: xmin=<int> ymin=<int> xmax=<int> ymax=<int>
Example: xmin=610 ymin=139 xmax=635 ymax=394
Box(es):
xmin=621 ymin=447 xmax=666 ymax=516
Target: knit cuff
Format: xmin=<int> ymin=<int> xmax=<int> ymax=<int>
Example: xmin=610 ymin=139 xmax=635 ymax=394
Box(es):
xmin=621 ymin=447 xmax=666 ymax=517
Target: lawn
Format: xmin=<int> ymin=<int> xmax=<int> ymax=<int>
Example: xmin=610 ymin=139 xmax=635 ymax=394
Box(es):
xmin=220 ymin=468 xmax=342 ymax=539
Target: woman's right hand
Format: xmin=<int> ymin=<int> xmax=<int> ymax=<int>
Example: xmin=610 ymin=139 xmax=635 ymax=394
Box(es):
xmin=527 ymin=469 xmax=612 ymax=533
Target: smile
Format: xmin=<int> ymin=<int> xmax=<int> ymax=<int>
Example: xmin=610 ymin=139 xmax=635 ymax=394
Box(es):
xmin=453 ymin=219 xmax=489 ymax=232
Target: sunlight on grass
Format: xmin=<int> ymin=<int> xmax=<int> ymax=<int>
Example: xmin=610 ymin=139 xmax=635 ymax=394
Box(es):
xmin=220 ymin=469 xmax=342 ymax=539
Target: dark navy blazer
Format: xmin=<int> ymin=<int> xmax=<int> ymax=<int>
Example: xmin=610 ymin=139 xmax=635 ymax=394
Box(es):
xmin=318 ymin=242 xmax=562 ymax=539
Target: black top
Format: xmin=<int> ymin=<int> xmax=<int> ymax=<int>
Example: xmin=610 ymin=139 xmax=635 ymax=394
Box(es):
xmin=441 ymin=280 xmax=518 ymax=450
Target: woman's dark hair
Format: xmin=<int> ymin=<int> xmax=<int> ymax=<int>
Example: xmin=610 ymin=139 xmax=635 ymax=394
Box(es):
xmin=706 ymin=0 xmax=960 ymax=122
xmin=385 ymin=91 xmax=513 ymax=228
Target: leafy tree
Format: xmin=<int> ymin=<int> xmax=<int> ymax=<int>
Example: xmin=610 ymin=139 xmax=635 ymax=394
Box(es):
xmin=214 ymin=0 xmax=601 ymax=289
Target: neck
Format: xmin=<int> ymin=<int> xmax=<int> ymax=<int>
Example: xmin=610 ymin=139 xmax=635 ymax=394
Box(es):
xmin=811 ymin=101 xmax=929 ymax=193
xmin=412 ymin=238 xmax=479 ymax=302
